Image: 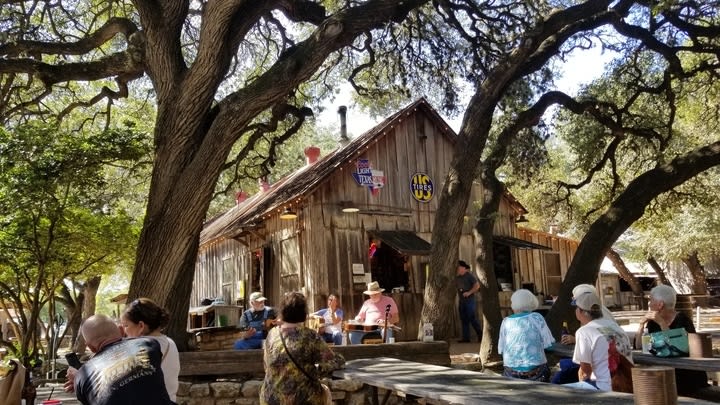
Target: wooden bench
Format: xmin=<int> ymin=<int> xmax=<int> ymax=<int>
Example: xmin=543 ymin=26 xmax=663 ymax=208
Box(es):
xmin=178 ymin=341 xmax=450 ymax=377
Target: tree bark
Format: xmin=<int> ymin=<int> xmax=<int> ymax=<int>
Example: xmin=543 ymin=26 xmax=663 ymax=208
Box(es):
xmin=72 ymin=276 xmax=101 ymax=354
xmin=125 ymin=0 xmax=432 ymax=350
xmin=546 ymin=141 xmax=720 ymax=336
xmin=682 ymin=251 xmax=708 ymax=296
xmin=606 ymin=249 xmax=646 ymax=310
xmin=647 ymin=256 xmax=671 ymax=286
xmin=474 ymin=174 xmax=504 ymax=364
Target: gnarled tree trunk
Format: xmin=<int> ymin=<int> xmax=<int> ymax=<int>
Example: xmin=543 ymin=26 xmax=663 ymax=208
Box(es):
xmin=547 ymin=142 xmax=720 ymax=337
xmin=606 ymin=249 xmax=646 ymax=310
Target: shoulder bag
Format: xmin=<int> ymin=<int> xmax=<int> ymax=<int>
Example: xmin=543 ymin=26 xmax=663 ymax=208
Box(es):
xmin=280 ymin=329 xmax=333 ymax=405
xmin=649 ymin=328 xmax=689 ymax=357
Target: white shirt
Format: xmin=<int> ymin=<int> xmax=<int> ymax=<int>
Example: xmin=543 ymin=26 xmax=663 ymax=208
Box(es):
xmin=151 ymin=334 xmax=180 ymax=401
xmin=572 ymin=317 xmax=633 ymax=391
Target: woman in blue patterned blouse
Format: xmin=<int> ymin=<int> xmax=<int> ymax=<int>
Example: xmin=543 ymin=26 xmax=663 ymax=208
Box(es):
xmin=498 ymin=289 xmax=555 ymax=382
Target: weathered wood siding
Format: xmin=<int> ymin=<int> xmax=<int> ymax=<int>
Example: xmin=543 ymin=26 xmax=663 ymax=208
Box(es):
xmin=513 ymin=227 xmax=579 ymax=297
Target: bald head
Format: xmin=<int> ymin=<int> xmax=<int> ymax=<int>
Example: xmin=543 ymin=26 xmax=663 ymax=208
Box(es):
xmin=81 ymin=314 xmax=122 ymax=352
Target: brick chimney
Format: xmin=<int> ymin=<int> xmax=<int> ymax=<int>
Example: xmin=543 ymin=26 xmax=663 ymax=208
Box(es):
xmin=258 ymin=178 xmax=270 ymax=192
xmin=304 ymin=145 xmax=321 ymax=165
xmin=235 ymin=190 xmax=248 ymax=205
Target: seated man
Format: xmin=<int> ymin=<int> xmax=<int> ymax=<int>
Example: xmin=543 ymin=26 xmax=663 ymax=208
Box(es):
xmin=564 ymin=292 xmax=632 ymax=392
xmin=352 ymin=282 xmax=399 ymax=344
xmin=552 ymin=284 xmax=616 ymax=384
xmin=68 ymin=314 xmax=173 ymax=405
xmin=234 ymin=292 xmax=277 ymax=350
xmin=310 ymin=293 xmax=344 ymax=345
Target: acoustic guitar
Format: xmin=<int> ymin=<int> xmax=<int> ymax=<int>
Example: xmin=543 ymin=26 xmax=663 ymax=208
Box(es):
xmin=344 ymin=322 xmax=380 ymax=332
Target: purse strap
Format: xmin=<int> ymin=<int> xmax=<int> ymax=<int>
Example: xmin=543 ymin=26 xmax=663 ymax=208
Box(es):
xmin=279 ymin=328 xmax=318 ymax=384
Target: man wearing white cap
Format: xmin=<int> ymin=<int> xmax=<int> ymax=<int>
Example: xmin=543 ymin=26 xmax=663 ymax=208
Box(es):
xmin=234 ymin=292 xmax=277 ymax=350
xmin=564 ymin=292 xmax=632 ymax=391
xmin=560 ymin=284 xmax=615 ymax=345
xmin=352 ymin=282 xmax=399 ymax=344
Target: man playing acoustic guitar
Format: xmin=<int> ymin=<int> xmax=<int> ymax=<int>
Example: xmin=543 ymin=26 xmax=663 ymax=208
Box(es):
xmin=234 ymin=292 xmax=278 ymax=350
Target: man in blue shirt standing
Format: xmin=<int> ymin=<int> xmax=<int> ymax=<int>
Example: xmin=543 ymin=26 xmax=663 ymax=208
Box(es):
xmin=456 ymin=260 xmax=482 ymax=343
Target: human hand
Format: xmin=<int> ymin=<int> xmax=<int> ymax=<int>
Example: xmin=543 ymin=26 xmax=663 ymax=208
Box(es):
xmin=64 ymin=367 xmax=77 ymax=393
xmin=244 ymin=327 xmax=256 ymax=338
xmin=561 ymin=334 xmax=575 ymax=345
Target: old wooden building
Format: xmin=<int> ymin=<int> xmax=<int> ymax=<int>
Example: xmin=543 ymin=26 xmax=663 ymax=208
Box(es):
xmin=193 ymin=99 xmax=573 ymax=340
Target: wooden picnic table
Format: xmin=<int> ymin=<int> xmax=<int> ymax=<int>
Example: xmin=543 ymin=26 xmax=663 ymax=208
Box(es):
xmin=546 ymin=342 xmax=720 ymax=372
xmin=332 ymin=357 xmax=709 ymax=404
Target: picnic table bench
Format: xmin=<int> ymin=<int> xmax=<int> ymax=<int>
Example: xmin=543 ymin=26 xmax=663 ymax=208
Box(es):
xmin=332 ymin=357 xmax=710 ymax=405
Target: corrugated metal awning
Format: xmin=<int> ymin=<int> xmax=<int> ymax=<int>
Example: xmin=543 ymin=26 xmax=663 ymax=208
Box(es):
xmin=494 ymin=235 xmax=552 ymax=250
xmin=369 ymin=230 xmax=431 ymax=255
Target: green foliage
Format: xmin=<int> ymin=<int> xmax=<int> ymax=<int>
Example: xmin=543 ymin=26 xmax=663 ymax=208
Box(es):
xmin=0 ymin=121 xmax=149 ymax=359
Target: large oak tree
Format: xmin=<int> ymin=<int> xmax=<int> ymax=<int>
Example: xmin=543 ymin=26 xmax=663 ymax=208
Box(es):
xmin=1 ymin=0 xmax=433 ymax=348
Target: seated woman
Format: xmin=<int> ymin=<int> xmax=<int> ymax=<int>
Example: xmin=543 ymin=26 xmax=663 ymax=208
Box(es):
xmin=260 ymin=292 xmax=344 ymax=404
xmin=498 ymin=289 xmax=555 ymax=382
xmin=310 ymin=293 xmax=344 ymax=345
xmin=635 ymin=284 xmax=709 ymax=396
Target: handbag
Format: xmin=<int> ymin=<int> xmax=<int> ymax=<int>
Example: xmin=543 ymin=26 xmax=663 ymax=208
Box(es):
xmin=649 ymin=328 xmax=689 ymax=357
xmin=280 ymin=329 xmax=333 ymax=405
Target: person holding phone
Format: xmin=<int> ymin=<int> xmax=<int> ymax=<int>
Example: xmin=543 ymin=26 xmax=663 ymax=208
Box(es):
xmin=121 ymin=298 xmax=180 ymax=402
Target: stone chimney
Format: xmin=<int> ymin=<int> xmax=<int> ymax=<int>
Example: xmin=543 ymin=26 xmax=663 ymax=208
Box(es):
xmin=338 ymin=105 xmax=349 ymax=144
xmin=304 ymin=145 xmax=321 ymax=165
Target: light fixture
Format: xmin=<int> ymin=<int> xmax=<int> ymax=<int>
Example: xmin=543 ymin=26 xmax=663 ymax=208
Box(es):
xmin=515 ymin=215 xmax=528 ymax=223
xmin=280 ymin=207 xmax=298 ymax=220
xmin=339 ymin=201 xmax=359 ymax=213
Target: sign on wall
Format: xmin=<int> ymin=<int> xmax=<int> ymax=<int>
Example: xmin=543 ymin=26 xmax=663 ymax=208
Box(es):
xmin=410 ymin=172 xmax=434 ymax=202
xmin=352 ymin=158 xmax=385 ymax=195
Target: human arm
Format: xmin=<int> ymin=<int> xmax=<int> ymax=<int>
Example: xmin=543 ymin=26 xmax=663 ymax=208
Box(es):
xmin=561 ymin=334 xmax=576 ymax=345
xmin=463 ymin=280 xmax=480 ymax=298
xmin=63 ymin=366 xmax=77 ymax=392
xmin=578 ymin=362 xmax=593 ymax=382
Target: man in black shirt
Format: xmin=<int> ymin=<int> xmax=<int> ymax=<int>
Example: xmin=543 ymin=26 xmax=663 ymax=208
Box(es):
xmin=69 ymin=314 xmax=174 ymax=405
xmin=456 ymin=260 xmax=482 ymax=343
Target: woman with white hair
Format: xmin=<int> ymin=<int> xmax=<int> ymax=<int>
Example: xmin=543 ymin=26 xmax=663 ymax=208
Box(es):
xmin=635 ymin=284 xmax=709 ymax=396
xmin=498 ymin=289 xmax=555 ymax=382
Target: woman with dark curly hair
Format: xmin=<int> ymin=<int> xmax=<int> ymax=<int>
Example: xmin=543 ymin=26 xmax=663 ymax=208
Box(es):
xmin=260 ymin=292 xmax=345 ymax=405
xmin=121 ymin=297 xmax=180 ymax=401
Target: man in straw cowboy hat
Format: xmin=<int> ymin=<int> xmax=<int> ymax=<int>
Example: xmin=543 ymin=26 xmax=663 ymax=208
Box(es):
xmin=352 ymin=281 xmax=400 ymax=343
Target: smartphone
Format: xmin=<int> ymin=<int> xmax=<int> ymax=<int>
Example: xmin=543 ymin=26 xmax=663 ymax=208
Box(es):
xmin=65 ymin=352 xmax=83 ymax=369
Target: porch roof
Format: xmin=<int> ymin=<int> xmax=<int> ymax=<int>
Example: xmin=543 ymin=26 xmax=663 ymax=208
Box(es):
xmin=369 ymin=230 xmax=432 ymax=255
xmin=494 ymin=235 xmax=552 ymax=250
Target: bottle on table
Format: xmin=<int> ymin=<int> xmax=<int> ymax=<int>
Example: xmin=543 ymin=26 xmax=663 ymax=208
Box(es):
xmin=561 ymin=321 xmax=569 ymax=337
xmin=641 ymin=327 xmax=652 ymax=353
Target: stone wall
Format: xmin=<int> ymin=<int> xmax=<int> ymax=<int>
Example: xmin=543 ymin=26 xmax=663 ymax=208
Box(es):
xmin=176 ymin=376 xmax=371 ymax=405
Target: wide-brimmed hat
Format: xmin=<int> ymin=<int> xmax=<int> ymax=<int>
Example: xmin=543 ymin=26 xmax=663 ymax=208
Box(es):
xmin=249 ymin=292 xmax=267 ymax=302
xmin=363 ymin=281 xmax=384 ymax=295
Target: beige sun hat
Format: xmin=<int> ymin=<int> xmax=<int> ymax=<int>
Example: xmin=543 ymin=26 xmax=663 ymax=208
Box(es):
xmin=363 ymin=281 xmax=384 ymax=295
xmin=249 ymin=292 xmax=267 ymax=302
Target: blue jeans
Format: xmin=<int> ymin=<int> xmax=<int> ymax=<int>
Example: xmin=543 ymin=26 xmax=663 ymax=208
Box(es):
xmin=234 ymin=331 xmax=264 ymax=350
xmin=458 ymin=296 xmax=482 ymax=341
xmin=322 ymin=331 xmax=343 ymax=345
